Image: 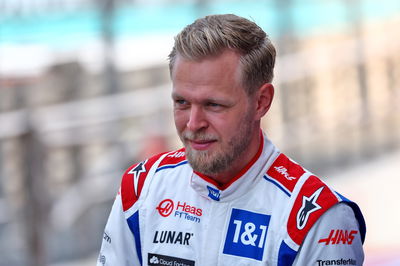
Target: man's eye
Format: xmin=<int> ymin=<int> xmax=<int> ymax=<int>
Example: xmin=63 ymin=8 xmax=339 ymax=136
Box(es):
xmin=174 ymin=99 xmax=188 ymax=107
xmin=207 ymin=102 xmax=220 ymax=107
xmin=207 ymin=102 xmax=225 ymax=108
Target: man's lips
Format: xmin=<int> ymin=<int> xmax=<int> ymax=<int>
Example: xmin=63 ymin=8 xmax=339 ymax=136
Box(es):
xmin=187 ymin=139 xmax=217 ymax=150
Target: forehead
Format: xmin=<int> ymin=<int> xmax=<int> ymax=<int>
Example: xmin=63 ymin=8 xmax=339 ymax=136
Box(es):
xmin=171 ymin=51 xmax=245 ymax=98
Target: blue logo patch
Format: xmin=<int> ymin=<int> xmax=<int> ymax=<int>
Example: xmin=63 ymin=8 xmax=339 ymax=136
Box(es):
xmin=207 ymin=185 xmax=220 ymax=201
xmin=223 ymin=209 xmax=271 ymax=261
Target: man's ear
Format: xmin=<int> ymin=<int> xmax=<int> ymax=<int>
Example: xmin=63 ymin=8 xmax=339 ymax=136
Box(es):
xmin=255 ymin=83 xmax=274 ymax=120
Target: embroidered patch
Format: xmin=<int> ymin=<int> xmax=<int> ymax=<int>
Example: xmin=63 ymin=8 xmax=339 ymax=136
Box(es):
xmin=223 ymin=209 xmax=270 ymax=261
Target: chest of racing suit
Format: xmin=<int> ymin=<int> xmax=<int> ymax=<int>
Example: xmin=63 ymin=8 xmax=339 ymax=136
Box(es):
xmin=98 ymin=133 xmax=366 ymax=266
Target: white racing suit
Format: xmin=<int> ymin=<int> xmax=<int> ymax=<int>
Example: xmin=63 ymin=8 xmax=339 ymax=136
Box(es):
xmin=97 ymin=133 xmax=366 ymax=265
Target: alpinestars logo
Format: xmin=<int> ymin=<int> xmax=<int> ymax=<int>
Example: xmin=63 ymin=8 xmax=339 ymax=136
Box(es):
xmin=128 ymin=160 xmax=148 ymax=196
xmin=128 ymin=160 xmax=147 ymax=179
xmin=297 ymin=186 xmax=324 ymax=230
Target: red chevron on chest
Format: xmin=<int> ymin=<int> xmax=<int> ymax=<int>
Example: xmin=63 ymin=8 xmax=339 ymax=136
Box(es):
xmin=266 ymin=153 xmax=305 ymax=193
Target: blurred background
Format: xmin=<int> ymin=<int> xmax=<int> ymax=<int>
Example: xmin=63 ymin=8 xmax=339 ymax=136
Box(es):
xmin=0 ymin=0 xmax=399 ymax=265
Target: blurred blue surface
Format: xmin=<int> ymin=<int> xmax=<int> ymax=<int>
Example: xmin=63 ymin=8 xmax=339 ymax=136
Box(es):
xmin=1 ymin=0 xmax=399 ymax=48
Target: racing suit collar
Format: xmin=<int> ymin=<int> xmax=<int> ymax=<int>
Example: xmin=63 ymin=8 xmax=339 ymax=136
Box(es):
xmin=190 ymin=131 xmax=278 ymax=202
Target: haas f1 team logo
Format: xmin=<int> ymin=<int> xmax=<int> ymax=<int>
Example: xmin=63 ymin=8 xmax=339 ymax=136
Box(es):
xmin=296 ymin=186 xmax=324 ymax=230
xmin=156 ymin=199 xmax=202 ymax=223
xmin=319 ymin=230 xmax=359 ymax=245
xmin=156 ymin=199 xmax=174 ymax=217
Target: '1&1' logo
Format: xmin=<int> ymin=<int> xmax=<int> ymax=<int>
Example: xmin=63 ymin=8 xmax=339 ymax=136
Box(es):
xmin=223 ymin=209 xmax=270 ymax=261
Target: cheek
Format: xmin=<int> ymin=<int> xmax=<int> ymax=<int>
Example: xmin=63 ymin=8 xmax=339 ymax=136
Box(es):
xmin=210 ymin=116 xmax=237 ymax=136
xmin=218 ymin=112 xmax=250 ymax=137
xmin=174 ymin=110 xmax=187 ymax=131
xmin=219 ymin=112 xmax=243 ymax=128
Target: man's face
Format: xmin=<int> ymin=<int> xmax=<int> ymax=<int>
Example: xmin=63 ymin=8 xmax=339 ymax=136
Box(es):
xmin=171 ymin=50 xmax=259 ymax=177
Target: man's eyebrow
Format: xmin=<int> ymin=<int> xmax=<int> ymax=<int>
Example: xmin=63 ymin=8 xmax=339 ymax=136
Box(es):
xmin=171 ymin=93 xmax=233 ymax=106
xmin=171 ymin=92 xmax=183 ymax=99
xmin=202 ymin=97 xmax=233 ymax=106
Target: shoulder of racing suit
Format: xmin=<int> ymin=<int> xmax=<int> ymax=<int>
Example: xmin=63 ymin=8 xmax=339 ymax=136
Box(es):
xmin=120 ymin=148 xmax=186 ymax=212
xmin=265 ymin=152 xmax=366 ymax=263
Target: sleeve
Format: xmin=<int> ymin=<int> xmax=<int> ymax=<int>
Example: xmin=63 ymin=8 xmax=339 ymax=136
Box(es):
xmin=293 ymin=203 xmax=364 ymax=266
xmin=97 ymin=193 xmax=141 ymax=266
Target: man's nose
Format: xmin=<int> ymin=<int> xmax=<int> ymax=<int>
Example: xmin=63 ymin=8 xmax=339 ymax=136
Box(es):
xmin=186 ymin=106 xmax=208 ymax=132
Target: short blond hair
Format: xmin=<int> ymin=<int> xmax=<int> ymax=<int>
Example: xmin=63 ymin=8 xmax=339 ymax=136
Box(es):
xmin=168 ymin=14 xmax=276 ymax=95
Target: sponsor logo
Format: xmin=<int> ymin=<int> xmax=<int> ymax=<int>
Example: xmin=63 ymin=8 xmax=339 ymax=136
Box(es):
xmin=316 ymin=258 xmax=357 ymax=265
xmin=150 ymin=256 xmax=159 ymax=264
xmin=207 ymin=186 xmax=220 ymax=201
xmin=266 ymin=154 xmax=305 ymax=193
xmin=148 ymin=253 xmax=195 ymax=266
xmin=98 ymin=253 xmax=106 ymax=265
xmin=167 ymin=151 xmax=185 ymax=158
xmin=128 ymin=160 xmax=147 ymax=180
xmin=156 ymin=199 xmax=202 ymax=223
xmin=273 ymin=166 xmax=297 ymax=180
xmin=103 ymin=232 xmax=111 ymax=244
xmin=174 ymin=210 xmax=201 ymax=223
xmin=297 ymin=186 xmax=324 ymax=230
xmin=319 ymin=230 xmax=358 ymax=245
xmin=287 ymin=176 xmax=338 ymax=245
xmin=157 ymin=199 xmax=174 ymax=217
xmin=153 ymin=231 xmax=193 ymax=245
xmin=223 ymin=209 xmax=270 ymax=261
xmin=176 ymin=201 xmax=202 ymax=216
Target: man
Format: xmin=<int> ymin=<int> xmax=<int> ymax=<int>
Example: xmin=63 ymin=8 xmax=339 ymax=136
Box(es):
xmin=97 ymin=14 xmax=365 ymax=265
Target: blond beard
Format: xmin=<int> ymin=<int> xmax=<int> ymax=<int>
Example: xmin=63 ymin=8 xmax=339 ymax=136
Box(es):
xmin=182 ymin=116 xmax=255 ymax=176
